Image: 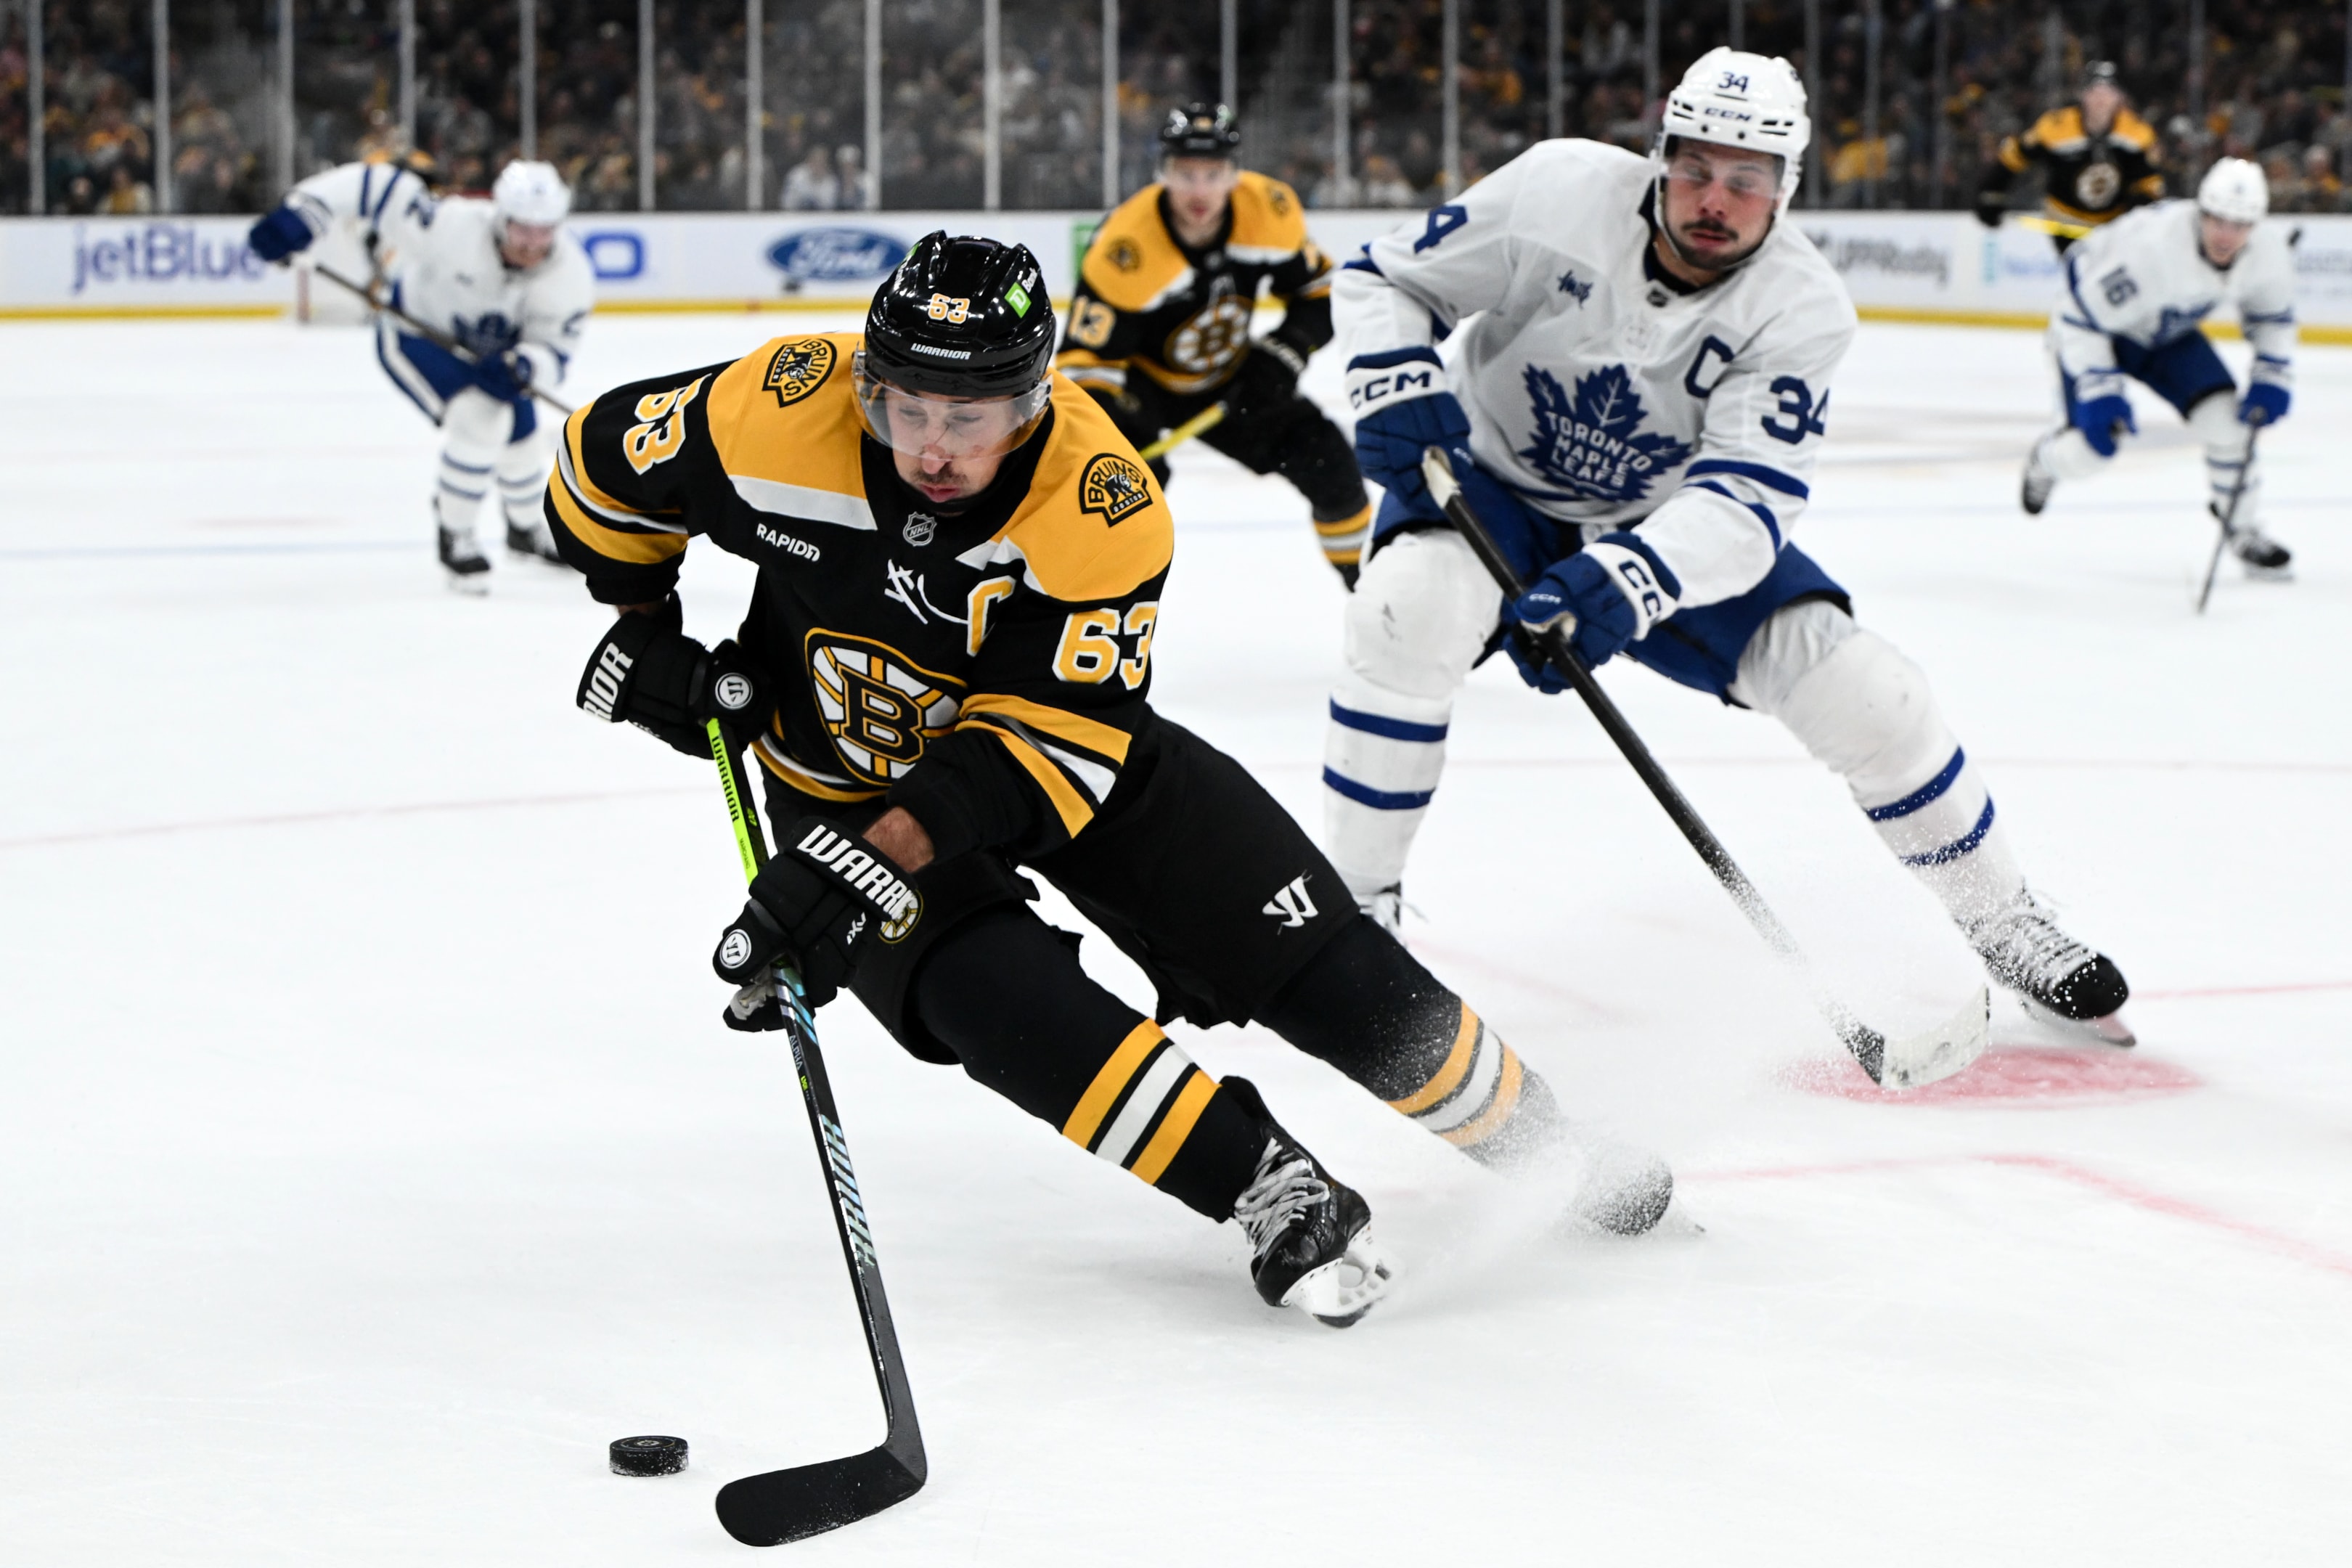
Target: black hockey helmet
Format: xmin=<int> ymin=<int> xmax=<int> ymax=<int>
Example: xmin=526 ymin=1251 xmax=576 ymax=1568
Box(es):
xmin=1160 ymin=102 xmax=1241 ymax=160
xmin=2079 ymin=60 xmax=2123 ymax=94
xmin=855 ymin=232 xmax=1055 ymax=457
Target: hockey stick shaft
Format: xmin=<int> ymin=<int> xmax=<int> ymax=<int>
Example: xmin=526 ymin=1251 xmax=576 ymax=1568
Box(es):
xmin=2196 ymin=407 xmax=2266 ymax=616
xmin=1419 ymin=448 xmax=1897 ymax=1082
xmin=708 ymin=720 xmax=926 ymax=1545
xmin=309 ymin=262 xmax=578 ymax=417
xmin=1136 ymin=400 xmax=1228 ymax=461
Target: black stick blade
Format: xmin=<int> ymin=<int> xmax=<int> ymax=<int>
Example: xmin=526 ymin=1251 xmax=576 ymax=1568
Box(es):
xmin=714 ymin=1446 xmax=925 ymax=1547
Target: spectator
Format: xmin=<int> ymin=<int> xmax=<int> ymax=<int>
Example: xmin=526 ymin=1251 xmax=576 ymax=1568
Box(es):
xmin=835 ymin=144 xmax=870 ymax=211
xmin=780 ymin=144 xmax=839 ymax=210
xmin=102 ymin=162 xmax=152 ymax=214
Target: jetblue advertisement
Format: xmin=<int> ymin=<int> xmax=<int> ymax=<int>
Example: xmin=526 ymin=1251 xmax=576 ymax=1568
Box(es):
xmin=7 ymin=210 xmax=2351 ymax=329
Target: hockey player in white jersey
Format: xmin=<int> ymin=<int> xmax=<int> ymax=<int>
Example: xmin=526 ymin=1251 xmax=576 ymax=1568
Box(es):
xmin=2020 ymin=158 xmax=2295 ymax=576
xmin=248 ymin=159 xmax=595 ymax=588
xmin=1328 ymin=48 xmax=2133 ymax=1040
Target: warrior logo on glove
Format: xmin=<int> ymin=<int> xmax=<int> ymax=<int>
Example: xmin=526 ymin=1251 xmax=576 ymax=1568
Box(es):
xmin=796 ymin=822 xmax=921 ymax=927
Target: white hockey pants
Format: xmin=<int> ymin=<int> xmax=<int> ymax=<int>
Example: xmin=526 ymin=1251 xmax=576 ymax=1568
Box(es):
xmin=1323 ymin=528 xmax=2027 ymax=933
xmin=2035 ymin=389 xmax=2259 ymax=525
xmin=434 ymin=388 xmax=554 ymax=544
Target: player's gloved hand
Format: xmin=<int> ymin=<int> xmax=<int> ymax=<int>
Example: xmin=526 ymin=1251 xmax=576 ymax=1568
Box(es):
xmin=1347 ymin=348 xmax=1470 ymax=514
xmin=2072 ymin=390 xmax=2137 ymax=458
xmin=1437 ymin=443 xmax=1555 ymax=582
xmin=712 ymin=817 xmax=921 ymax=1015
xmin=471 ymin=349 xmax=535 ymax=403
xmin=1504 ymin=533 xmax=1681 ymax=681
xmin=1249 ymin=336 xmax=1309 ymax=393
xmin=2239 ymin=382 xmax=2290 ymax=426
xmin=575 ymin=597 xmax=775 ymax=757
xmin=247 ymin=205 xmax=317 ymax=263
xmin=1972 ymin=191 xmax=2006 ymax=230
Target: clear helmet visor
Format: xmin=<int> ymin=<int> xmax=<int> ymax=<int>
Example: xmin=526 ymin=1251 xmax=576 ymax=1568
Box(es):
xmin=852 ymin=351 xmax=1052 ymax=461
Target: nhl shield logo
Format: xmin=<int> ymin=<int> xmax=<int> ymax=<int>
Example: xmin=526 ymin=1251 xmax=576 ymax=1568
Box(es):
xmin=762 ymin=337 xmax=838 ymax=407
xmin=1079 ymin=452 xmax=1152 ymax=525
xmin=902 ymin=511 xmax=938 ymax=547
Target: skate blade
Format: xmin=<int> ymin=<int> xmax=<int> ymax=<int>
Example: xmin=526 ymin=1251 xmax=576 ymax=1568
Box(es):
xmin=1877 ymin=985 xmax=1991 ymax=1090
xmin=2022 ymin=998 xmax=2136 ymax=1047
xmin=1281 ymin=1230 xmax=1396 ymax=1328
xmin=444 ymin=572 xmax=491 ymax=596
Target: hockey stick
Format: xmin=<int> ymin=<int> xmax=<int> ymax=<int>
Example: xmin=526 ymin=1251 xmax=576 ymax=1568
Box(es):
xmin=2017 ymin=214 xmax=2094 ymax=240
xmin=309 ymin=262 xmax=578 ymax=417
xmin=2195 ymin=406 xmax=2267 ymax=616
xmin=1136 ymin=400 xmax=1228 ymax=461
xmin=1419 ymin=447 xmax=1988 ymax=1089
xmin=706 ymin=718 xmax=927 ymax=1546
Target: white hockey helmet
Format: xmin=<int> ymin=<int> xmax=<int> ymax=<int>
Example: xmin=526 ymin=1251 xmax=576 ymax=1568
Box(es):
xmin=2196 ymin=157 xmax=2268 ymax=224
xmin=492 ymin=160 xmax=573 ymax=226
xmin=1655 ymin=48 xmax=1812 ymax=210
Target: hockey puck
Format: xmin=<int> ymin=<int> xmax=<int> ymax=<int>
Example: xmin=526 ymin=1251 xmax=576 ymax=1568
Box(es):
xmin=609 ymin=1435 xmax=688 ymax=1477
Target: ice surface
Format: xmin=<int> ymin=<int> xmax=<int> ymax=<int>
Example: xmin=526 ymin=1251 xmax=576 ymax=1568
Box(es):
xmin=2 ymin=315 xmax=2347 ymax=1565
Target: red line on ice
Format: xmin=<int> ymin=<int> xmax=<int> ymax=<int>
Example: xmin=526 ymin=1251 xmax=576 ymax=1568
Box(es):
xmin=0 ymin=785 xmax=703 ymax=850
xmin=1686 ymin=1154 xmax=2352 ymax=1283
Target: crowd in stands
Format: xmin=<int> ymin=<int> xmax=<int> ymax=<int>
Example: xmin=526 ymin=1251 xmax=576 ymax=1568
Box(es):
xmin=3 ymin=0 xmax=2346 ymax=216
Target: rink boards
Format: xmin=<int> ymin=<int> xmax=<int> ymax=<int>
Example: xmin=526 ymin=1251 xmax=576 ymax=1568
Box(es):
xmin=7 ymin=206 xmax=2352 ymax=339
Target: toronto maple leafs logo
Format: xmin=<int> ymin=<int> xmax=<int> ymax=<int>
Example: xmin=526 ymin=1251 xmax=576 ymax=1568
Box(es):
xmin=1557 ymin=269 xmax=1592 ymax=305
xmin=1517 ymin=364 xmax=1694 ymax=503
xmin=2151 ymin=302 xmax=2216 ymax=346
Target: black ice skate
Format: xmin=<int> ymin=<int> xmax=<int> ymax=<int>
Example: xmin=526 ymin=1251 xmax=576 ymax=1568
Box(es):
xmin=1220 ymin=1077 xmax=1394 ymax=1328
xmin=2224 ymin=516 xmax=2294 ymax=579
xmin=1969 ymin=892 xmax=2133 ymax=1045
xmin=2020 ymin=445 xmax=2057 ymax=515
xmin=438 ymin=526 xmax=491 ymax=592
xmin=506 ymin=520 xmax=570 ymax=565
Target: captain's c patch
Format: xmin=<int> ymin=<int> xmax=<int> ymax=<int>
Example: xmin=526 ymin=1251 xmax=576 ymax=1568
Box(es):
xmin=1078 ymin=452 xmax=1153 ymax=526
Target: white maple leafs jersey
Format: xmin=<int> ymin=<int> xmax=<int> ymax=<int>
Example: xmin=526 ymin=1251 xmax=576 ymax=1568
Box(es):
xmin=2050 ymin=199 xmax=2295 ymax=400
xmin=1336 ymin=139 xmax=1857 ymax=608
xmin=287 ymin=160 xmax=595 ymax=388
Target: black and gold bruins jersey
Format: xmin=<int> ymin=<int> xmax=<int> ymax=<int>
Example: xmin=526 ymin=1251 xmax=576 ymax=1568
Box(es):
xmin=546 ymin=332 xmax=1172 ymax=862
xmin=1980 ymin=105 xmax=2165 ymax=227
xmin=1056 ymin=171 xmax=1334 ymax=399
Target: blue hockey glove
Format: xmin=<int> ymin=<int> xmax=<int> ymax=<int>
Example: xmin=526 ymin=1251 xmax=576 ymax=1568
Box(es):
xmin=471 ymin=349 xmax=535 ymax=403
xmin=2072 ymin=391 xmax=2136 ymax=458
xmin=1347 ymin=347 xmax=1469 ymax=514
xmin=1437 ymin=443 xmax=1556 ymax=583
xmin=1505 ymin=534 xmax=1681 ymax=682
xmin=2239 ymin=382 xmax=2289 ymax=426
xmin=247 ymin=205 xmax=316 ymax=264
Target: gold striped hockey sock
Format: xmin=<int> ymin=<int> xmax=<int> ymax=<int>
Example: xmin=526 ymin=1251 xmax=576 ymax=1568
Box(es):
xmin=1060 ymin=1021 xmax=1242 ymax=1209
xmin=1384 ymin=1003 xmax=1560 ymax=1167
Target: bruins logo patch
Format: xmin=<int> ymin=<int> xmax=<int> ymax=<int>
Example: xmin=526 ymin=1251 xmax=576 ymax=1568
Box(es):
xmin=1267 ymin=184 xmax=1292 ymax=216
xmin=806 ymin=631 xmax=964 ymax=789
xmin=1079 ymin=452 xmax=1153 ymax=526
xmin=2075 ymin=160 xmax=2122 ymax=210
xmin=763 ymin=338 xmax=838 ymax=407
xmin=1108 ymin=237 xmax=1142 ymax=272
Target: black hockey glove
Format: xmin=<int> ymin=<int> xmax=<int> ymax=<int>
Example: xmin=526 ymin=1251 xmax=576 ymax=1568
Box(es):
xmin=1972 ymin=190 xmax=2007 ymax=229
xmin=575 ymin=597 xmax=774 ymax=757
xmin=712 ymin=817 xmax=921 ymax=1019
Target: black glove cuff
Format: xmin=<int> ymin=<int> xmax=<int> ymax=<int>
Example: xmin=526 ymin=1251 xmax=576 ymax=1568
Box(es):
xmin=576 ymin=599 xmax=709 ymax=751
xmin=772 ymin=817 xmax=922 ymax=931
xmin=1258 ymin=338 xmax=1309 ymax=380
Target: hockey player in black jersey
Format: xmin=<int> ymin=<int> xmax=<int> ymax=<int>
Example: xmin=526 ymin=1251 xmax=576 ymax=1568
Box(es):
xmin=1976 ymin=62 xmax=2165 ymax=252
xmin=1057 ymin=104 xmax=1373 ymax=586
xmin=547 ymin=234 xmax=1670 ymax=1326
